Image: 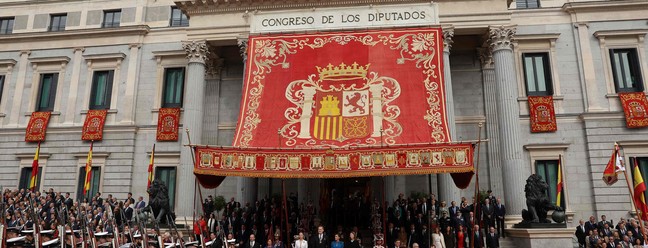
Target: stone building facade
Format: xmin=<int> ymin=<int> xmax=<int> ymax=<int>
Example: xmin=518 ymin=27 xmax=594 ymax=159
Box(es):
xmin=0 ymin=0 xmax=648 ymax=228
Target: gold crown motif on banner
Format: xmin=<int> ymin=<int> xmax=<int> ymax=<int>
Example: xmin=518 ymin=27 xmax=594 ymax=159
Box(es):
xmin=317 ymin=62 xmax=370 ymax=81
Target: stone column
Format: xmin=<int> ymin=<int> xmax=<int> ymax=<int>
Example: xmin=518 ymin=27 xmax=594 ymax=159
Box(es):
xmin=384 ymin=176 xmax=395 ymax=202
xmin=488 ymin=26 xmax=529 ymax=216
xmin=478 ymin=48 xmax=504 ymax=198
xmin=298 ymin=179 xmax=308 ymax=205
xmin=178 ymin=40 xmax=209 ymax=217
xmin=438 ymin=27 xmax=460 ymax=203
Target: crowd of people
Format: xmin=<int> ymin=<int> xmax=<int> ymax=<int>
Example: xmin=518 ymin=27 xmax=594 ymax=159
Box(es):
xmin=575 ymin=215 xmax=648 ymax=248
xmin=196 ymin=190 xmax=507 ymax=248
xmin=2 ymin=188 xmax=155 ymax=247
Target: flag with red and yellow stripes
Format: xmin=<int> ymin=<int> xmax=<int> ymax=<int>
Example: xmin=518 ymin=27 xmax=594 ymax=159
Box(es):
xmin=83 ymin=142 xmax=93 ymax=196
xmin=147 ymin=144 xmax=155 ymax=188
xmin=633 ymin=158 xmax=648 ymax=221
xmin=29 ymin=142 xmax=41 ymax=191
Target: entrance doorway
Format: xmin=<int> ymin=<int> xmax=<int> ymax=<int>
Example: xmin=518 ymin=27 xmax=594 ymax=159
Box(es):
xmin=321 ymin=177 xmax=373 ymax=231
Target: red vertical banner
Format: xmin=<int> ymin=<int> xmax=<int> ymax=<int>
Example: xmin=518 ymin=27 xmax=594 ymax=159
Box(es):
xmin=156 ymin=108 xmax=181 ymax=141
xmin=25 ymin=112 xmax=51 ymax=142
xmin=81 ymin=110 xmax=108 ymax=141
xmin=618 ymin=92 xmax=648 ymax=128
xmin=528 ymin=96 xmax=557 ymax=133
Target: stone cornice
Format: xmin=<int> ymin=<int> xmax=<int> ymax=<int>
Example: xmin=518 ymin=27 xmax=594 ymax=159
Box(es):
xmin=176 ymin=0 xmax=430 ymax=14
xmin=0 ymin=25 xmax=150 ymax=45
xmin=29 ymin=56 xmax=70 ymax=65
xmin=0 ymin=59 xmax=17 ymax=67
xmin=593 ymin=29 xmax=648 ymax=39
xmin=562 ymin=0 xmax=648 ymax=14
xmin=83 ymin=53 xmax=127 ymax=62
xmin=514 ymin=33 xmax=560 ymax=42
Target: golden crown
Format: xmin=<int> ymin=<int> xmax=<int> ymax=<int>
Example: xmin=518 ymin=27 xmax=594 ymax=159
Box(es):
xmin=316 ymin=62 xmax=370 ymax=81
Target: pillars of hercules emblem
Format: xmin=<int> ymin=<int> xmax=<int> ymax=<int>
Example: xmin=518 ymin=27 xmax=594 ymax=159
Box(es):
xmin=438 ymin=27 xmax=461 ymax=204
xmin=179 ymin=40 xmax=209 ymax=216
xmin=370 ymin=84 xmax=384 ymax=138
xmin=488 ymin=26 xmax=529 ymax=216
xmin=298 ymin=87 xmax=317 ymax=139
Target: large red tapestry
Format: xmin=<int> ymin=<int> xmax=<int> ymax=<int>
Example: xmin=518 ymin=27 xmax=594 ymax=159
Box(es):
xmin=528 ymin=96 xmax=557 ymax=133
xmin=156 ymin=108 xmax=180 ymax=141
xmin=194 ymin=143 xmax=473 ymax=178
xmin=619 ymin=92 xmax=648 ymax=128
xmin=233 ymin=28 xmax=449 ymax=148
xmin=81 ymin=110 xmax=107 ymax=141
xmin=25 ymin=112 xmax=51 ymax=142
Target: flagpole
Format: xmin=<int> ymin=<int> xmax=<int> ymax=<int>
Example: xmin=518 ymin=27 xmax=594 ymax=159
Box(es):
xmin=619 ymin=146 xmax=644 ymax=229
xmin=470 ymin=122 xmax=483 ymax=248
xmin=632 ymin=156 xmax=648 ymax=242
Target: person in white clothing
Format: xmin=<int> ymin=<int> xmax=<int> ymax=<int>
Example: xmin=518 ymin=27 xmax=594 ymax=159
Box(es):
xmin=431 ymin=227 xmax=445 ymax=248
xmin=295 ymin=232 xmax=308 ymax=248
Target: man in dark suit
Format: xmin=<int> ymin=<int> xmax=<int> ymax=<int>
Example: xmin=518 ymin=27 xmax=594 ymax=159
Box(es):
xmin=310 ymin=226 xmax=329 ymax=248
xmin=585 ymin=216 xmax=598 ymax=235
xmin=494 ymin=198 xmax=506 ymax=238
xmin=419 ymin=225 xmax=429 ymax=248
xmin=453 ymin=212 xmax=465 ymax=232
xmin=472 ymin=224 xmax=484 ymax=248
xmin=485 ymin=227 xmax=499 ymax=248
xmin=407 ymin=224 xmax=419 ymax=248
xmin=386 ymin=222 xmax=399 ymax=247
xmin=449 ymin=201 xmax=460 ymax=220
xmin=598 ymin=215 xmax=612 ymax=232
xmin=482 ymin=199 xmax=495 ymax=229
xmin=124 ymin=199 xmax=134 ymax=223
xmin=575 ymin=219 xmax=587 ymax=248
xmin=245 ymin=234 xmax=261 ymax=248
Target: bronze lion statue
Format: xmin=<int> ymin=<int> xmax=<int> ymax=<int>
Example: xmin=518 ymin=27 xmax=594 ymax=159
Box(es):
xmin=521 ymin=174 xmax=563 ymax=223
xmin=144 ymin=179 xmax=176 ymax=225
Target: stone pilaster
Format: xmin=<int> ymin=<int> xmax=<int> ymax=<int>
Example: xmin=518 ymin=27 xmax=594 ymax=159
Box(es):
xmin=178 ymin=40 xmax=209 ymax=217
xmin=121 ymin=44 xmax=141 ymax=125
xmin=8 ymin=51 xmax=30 ymax=127
xmin=385 ymin=176 xmax=395 ymax=202
xmin=438 ymin=27 xmax=460 ymax=203
xmin=64 ymin=48 xmax=84 ymax=125
xmin=488 ymin=26 xmax=529 ymax=216
xmin=478 ymin=47 xmax=504 ymax=198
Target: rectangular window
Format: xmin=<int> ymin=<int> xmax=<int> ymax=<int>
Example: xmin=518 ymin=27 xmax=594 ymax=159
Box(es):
xmin=36 ymin=73 xmax=58 ymax=112
xmin=19 ymin=167 xmax=42 ymax=191
xmin=522 ymin=53 xmax=553 ymax=96
xmin=535 ymin=160 xmax=563 ymax=206
xmin=170 ymin=7 xmax=189 ymax=27
xmin=610 ymin=48 xmax=644 ymax=93
xmin=76 ymin=166 xmax=101 ymax=200
xmin=631 ymin=157 xmax=648 ymax=202
xmin=162 ymin=68 xmax=185 ymax=108
xmin=49 ymin=14 xmax=67 ymax=32
xmin=517 ymin=0 xmax=540 ymax=9
xmin=0 ymin=17 xmax=14 ymax=34
xmin=89 ymin=70 xmax=114 ymax=110
xmin=102 ymin=10 xmax=121 ymax=28
xmin=155 ymin=167 xmax=177 ymax=210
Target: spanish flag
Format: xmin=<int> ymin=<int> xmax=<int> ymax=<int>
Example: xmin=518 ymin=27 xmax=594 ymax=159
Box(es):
xmin=83 ymin=142 xmax=93 ymax=197
xmin=556 ymin=155 xmax=564 ymax=207
xmin=633 ymin=158 xmax=648 ymax=221
xmin=603 ymin=143 xmax=624 ymax=185
xmin=147 ymin=144 xmax=155 ymax=188
xmin=29 ymin=142 xmax=41 ymax=191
